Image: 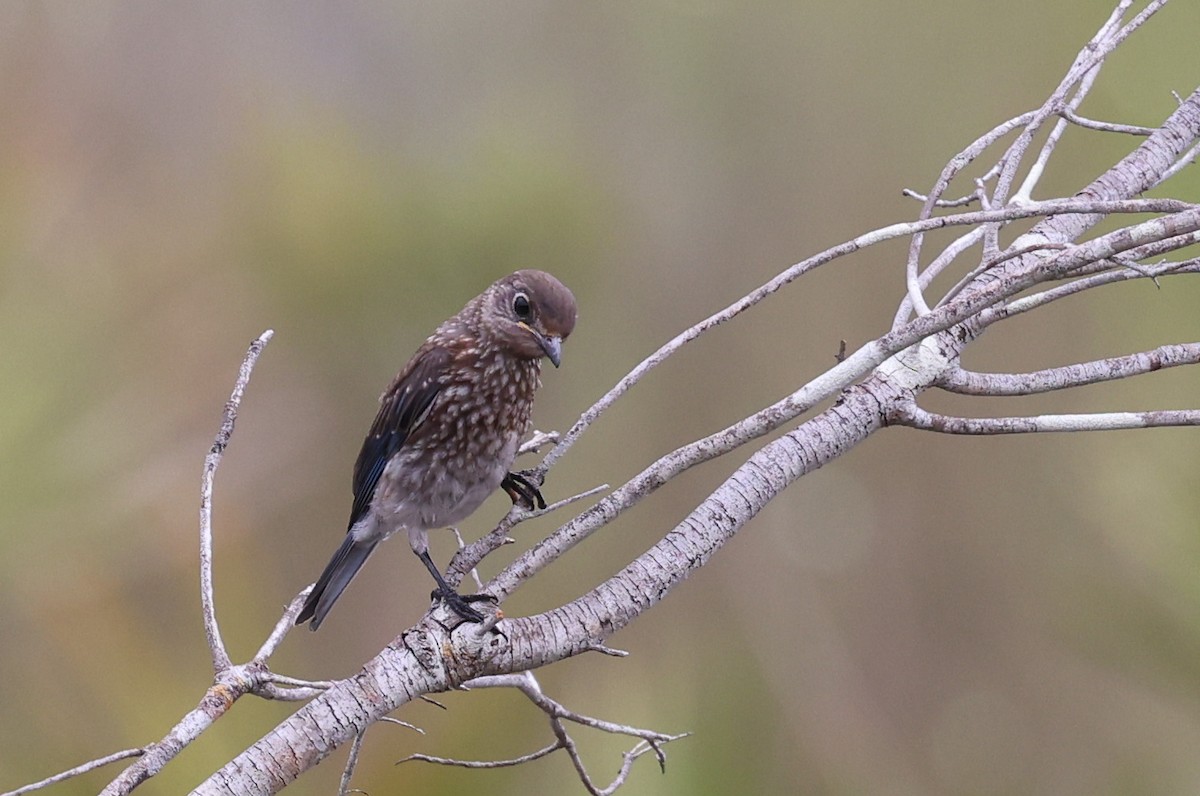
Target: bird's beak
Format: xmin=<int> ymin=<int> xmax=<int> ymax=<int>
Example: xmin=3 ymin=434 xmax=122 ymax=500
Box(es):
xmin=540 ymin=334 xmax=563 ymax=368
xmin=519 ymin=322 xmax=563 ymax=367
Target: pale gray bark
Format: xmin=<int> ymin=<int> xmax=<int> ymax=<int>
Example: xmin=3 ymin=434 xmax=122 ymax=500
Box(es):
xmin=195 ymin=53 xmax=1200 ymax=796
xmin=6 ymin=3 xmax=1197 ymax=795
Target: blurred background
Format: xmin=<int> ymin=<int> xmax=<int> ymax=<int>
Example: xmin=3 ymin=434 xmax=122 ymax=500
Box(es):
xmin=1 ymin=2 xmax=1199 ymax=794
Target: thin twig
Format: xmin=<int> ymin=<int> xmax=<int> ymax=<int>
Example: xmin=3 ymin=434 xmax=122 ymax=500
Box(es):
xmin=899 ymin=3 xmax=1178 ymax=330
xmin=200 ymin=330 xmax=274 ymax=673
xmin=994 ymin=0 xmax=1161 ymax=209
xmin=945 ymin=2 xmax=1166 ymax=273
xmin=96 ymin=331 xmax=326 ymax=794
xmin=517 ymin=429 xmax=560 ymax=456
xmin=1011 ymin=62 xmax=1105 ymax=204
xmin=337 ymin=732 xmax=365 ymax=796
xmin=898 ymin=226 xmax=984 ymax=324
xmin=891 ymin=402 xmax=1200 ymax=434
xmin=1059 ymin=108 xmax=1155 ymax=135
xmin=987 ymin=233 xmax=1200 ymax=321
xmin=398 ymin=743 xmax=561 ymax=769
xmin=254 ymin=586 xmax=312 ymax=661
xmin=1107 ymin=254 xmax=1163 ymax=285
xmin=532 ymin=483 xmax=611 ymax=518
xmin=1156 ymin=140 xmax=1200 ymax=186
xmin=550 ymin=197 xmax=1193 ymax=485
xmin=256 ymin=682 xmax=332 ymax=702
xmin=380 ymin=716 xmax=426 ymax=735
xmin=401 ymin=672 xmax=687 ymax=795
xmin=446 ymin=482 xmax=610 ymax=588
xmin=584 ymin=642 xmax=630 ymax=657
xmin=904 ymin=111 xmax=1038 ymax=295
xmin=264 ymin=673 xmax=337 ymax=691
xmin=448 ymin=527 xmax=488 ymax=591
xmin=1 ymin=749 xmax=145 ymax=796
xmin=901 ymin=187 xmax=980 ymax=207
xmin=928 ymin=241 xmax=1071 ymax=315
xmin=936 ymin=343 xmax=1200 ymax=396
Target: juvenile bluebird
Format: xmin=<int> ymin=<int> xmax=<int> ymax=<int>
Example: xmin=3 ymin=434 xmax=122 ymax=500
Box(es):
xmin=296 ymin=270 xmax=577 ymax=630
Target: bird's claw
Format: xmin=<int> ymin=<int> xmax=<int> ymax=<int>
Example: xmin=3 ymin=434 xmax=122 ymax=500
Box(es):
xmin=501 ymin=469 xmax=547 ymax=511
xmin=431 ymin=587 xmax=498 ymax=623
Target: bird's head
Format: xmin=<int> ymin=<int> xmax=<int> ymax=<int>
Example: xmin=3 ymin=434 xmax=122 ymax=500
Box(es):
xmin=483 ymin=270 xmax=577 ymax=367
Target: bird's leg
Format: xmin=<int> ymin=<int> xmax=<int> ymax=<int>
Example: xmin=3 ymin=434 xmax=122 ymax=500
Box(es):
xmin=416 ymin=548 xmax=497 ymax=623
xmin=501 ymin=469 xmax=546 ymax=511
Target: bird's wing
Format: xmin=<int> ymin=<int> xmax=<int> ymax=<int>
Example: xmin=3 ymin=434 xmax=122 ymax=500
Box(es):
xmin=348 ymin=345 xmax=452 ymax=529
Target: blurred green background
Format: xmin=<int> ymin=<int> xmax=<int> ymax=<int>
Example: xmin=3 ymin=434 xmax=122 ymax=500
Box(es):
xmin=2 ymin=2 xmax=1199 ymax=794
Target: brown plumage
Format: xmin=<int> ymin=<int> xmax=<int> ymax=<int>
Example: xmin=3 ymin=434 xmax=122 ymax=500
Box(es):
xmin=296 ymin=270 xmax=577 ymax=630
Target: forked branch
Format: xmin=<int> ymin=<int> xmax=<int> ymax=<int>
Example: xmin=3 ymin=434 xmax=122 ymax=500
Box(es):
xmin=397 ymin=673 xmax=688 ymax=796
xmin=6 ymin=3 xmax=1198 ymax=795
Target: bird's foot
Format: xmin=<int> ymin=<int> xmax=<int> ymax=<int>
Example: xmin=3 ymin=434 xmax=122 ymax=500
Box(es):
xmin=501 ymin=469 xmax=547 ymax=511
xmin=430 ymin=587 xmax=498 ymax=623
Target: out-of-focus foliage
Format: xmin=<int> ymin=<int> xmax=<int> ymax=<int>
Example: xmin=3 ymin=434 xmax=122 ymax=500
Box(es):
xmin=1 ymin=2 xmax=1198 ymax=794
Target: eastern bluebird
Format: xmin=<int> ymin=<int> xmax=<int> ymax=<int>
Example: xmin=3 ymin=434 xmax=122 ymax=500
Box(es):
xmin=295 ymin=270 xmax=577 ymax=630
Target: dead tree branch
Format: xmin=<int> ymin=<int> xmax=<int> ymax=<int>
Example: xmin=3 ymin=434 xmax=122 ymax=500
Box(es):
xmin=397 ymin=672 xmax=688 ymax=796
xmin=6 ymin=2 xmax=1197 ymax=794
xmin=189 ymin=5 xmax=1199 ymax=791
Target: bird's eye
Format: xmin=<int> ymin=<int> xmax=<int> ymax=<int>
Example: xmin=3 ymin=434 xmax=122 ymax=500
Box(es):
xmin=513 ymin=292 xmax=532 ymax=319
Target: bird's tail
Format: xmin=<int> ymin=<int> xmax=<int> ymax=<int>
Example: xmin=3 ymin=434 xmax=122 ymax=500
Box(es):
xmin=295 ymin=535 xmax=378 ymax=630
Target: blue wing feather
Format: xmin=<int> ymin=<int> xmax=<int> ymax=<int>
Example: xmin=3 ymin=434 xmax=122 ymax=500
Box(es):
xmin=347 ymin=346 xmax=450 ymax=529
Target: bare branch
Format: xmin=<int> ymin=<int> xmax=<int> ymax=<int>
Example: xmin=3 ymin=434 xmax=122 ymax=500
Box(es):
xmin=256 ymin=683 xmax=331 ymax=703
xmin=446 ymin=481 xmax=610 ymax=589
xmin=21 ymin=6 xmax=1192 ymax=795
xmin=191 ymin=78 xmax=1200 ymax=782
xmin=904 ymin=111 xmax=1037 ymax=291
xmin=337 ymin=732 xmax=366 ymax=796
xmin=467 ymin=673 xmax=683 ymax=741
xmin=517 ymin=429 xmax=560 ymax=456
xmin=97 ymin=333 xmax=334 ymax=793
xmin=899 ymin=1 xmax=1172 ymax=329
xmin=924 ymin=241 xmax=1074 ymax=316
xmin=538 ymin=196 xmax=1190 ymax=478
xmin=993 ymin=0 xmax=1165 ymax=209
xmin=937 ymin=343 xmax=1200 ymax=396
xmin=398 ymin=743 xmax=561 ymax=770
xmin=906 ymin=226 xmax=985 ymax=318
xmin=1157 ymin=139 xmax=1200 ymax=185
xmin=448 ymin=527 xmax=488 ymax=591
xmin=263 ymin=673 xmax=337 ymax=691
xmin=101 ymin=666 xmax=262 ymax=796
xmin=1 ymin=749 xmax=145 ymax=796
xmin=253 ymin=587 xmax=313 ymax=662
xmin=895 ymin=200 xmax=1189 ymax=327
xmin=1010 ymin=61 xmax=1104 ymax=204
xmin=890 ymin=402 xmax=1200 ymax=434
xmin=584 ymin=642 xmax=630 ymax=657
xmin=489 ymin=204 xmax=1200 ymax=602
xmin=901 ymin=187 xmax=981 ymax=207
xmin=1058 ymin=108 xmax=1155 ymax=136
xmin=379 ymin=716 xmax=426 ymax=734
xmin=536 ymin=483 xmax=611 ymax=516
xmin=988 ymin=235 xmax=1200 ymax=321
xmin=200 ymin=329 xmax=275 ymax=673
xmin=403 ymin=672 xmax=687 ymax=795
